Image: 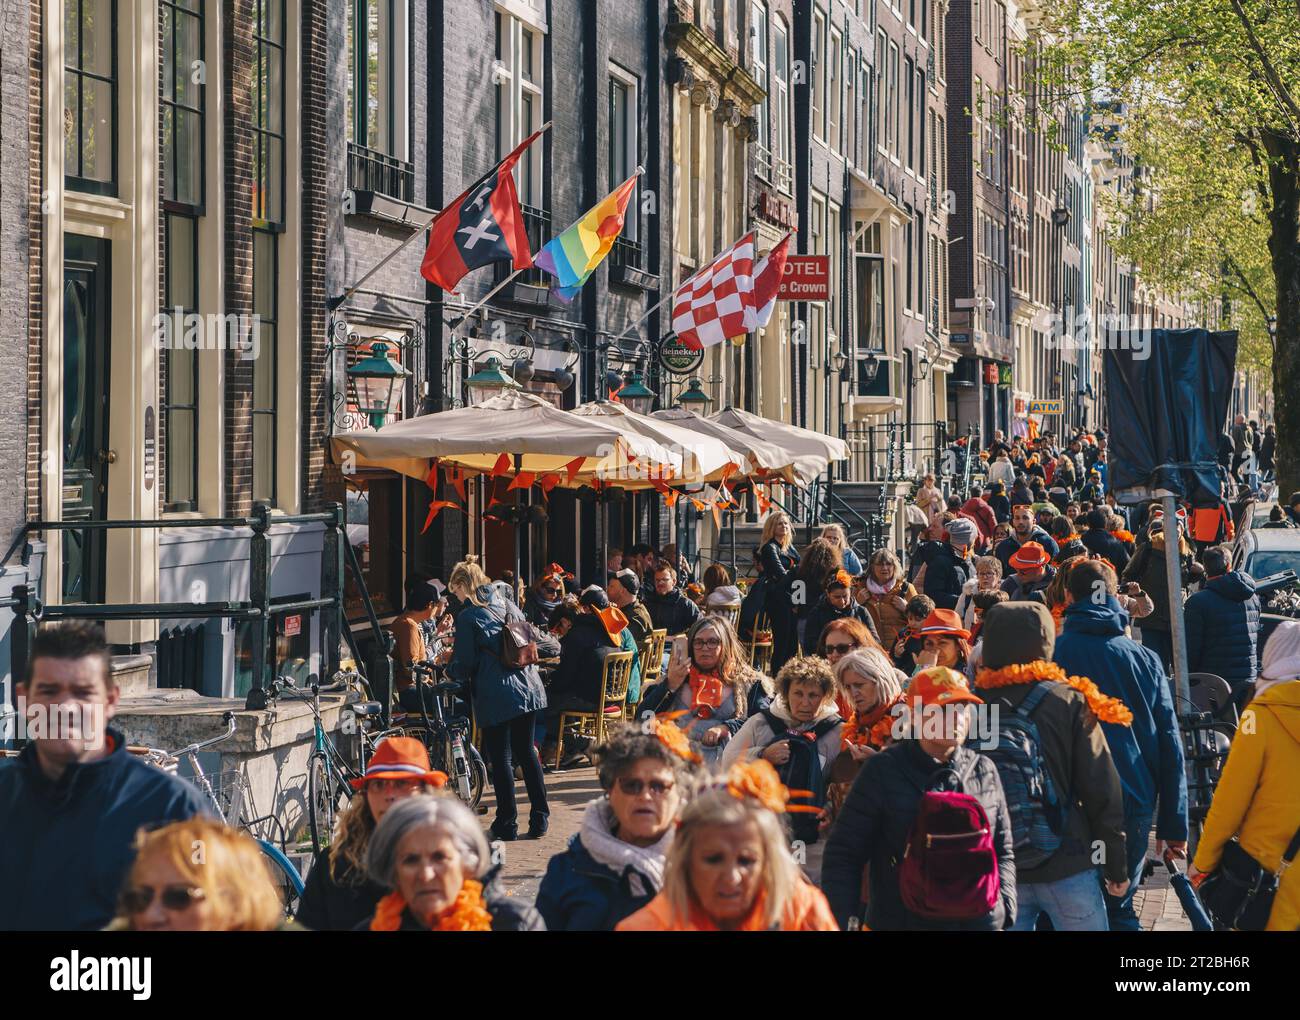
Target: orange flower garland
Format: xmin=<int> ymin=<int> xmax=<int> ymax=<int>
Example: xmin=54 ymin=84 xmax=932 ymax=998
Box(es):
xmin=840 ymin=694 xmax=902 ymax=751
xmin=1110 ymin=529 xmax=1135 ymax=545
xmin=724 ymin=759 xmax=821 ymax=814
xmin=975 ymin=660 xmax=1133 ymax=726
xmin=651 ymin=712 xmax=703 ymax=763
xmin=1049 ymin=602 xmax=1066 ymax=634
xmin=369 ymin=879 xmax=493 ymax=932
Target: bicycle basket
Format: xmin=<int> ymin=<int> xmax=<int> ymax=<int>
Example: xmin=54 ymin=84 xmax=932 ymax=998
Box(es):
xmin=188 ymin=770 xmax=251 ymax=828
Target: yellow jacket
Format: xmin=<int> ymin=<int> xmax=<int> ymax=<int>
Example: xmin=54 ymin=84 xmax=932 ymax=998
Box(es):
xmin=1193 ymin=680 xmax=1300 ymax=931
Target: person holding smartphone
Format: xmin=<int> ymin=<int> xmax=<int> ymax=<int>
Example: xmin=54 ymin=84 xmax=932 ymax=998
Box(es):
xmin=636 ymin=617 xmax=770 ymax=765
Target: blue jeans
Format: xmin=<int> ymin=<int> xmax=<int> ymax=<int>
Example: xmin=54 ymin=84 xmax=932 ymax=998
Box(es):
xmin=1105 ymin=807 xmax=1153 ymax=932
xmin=1011 ymin=869 xmax=1110 ymax=931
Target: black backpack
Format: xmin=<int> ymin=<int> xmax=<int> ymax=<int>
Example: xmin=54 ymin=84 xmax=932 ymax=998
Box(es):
xmin=760 ymin=710 xmax=841 ymax=844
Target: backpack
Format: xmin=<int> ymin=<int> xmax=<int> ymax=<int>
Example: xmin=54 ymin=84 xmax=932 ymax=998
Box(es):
xmin=978 ymin=683 xmax=1065 ymax=869
xmin=761 ymin=710 xmax=840 ymax=844
xmin=898 ymin=755 xmax=1001 ymax=921
xmin=490 ymin=605 xmax=539 ymax=669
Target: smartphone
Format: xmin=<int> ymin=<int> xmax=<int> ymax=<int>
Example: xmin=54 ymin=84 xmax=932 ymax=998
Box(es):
xmin=670 ymin=635 xmax=690 ymax=670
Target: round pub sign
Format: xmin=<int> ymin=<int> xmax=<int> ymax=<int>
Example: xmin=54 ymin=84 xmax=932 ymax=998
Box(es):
xmin=658 ymin=335 xmax=704 ymax=375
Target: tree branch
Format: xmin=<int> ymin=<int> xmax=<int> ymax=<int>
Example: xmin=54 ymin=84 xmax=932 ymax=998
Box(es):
xmin=1228 ymin=0 xmax=1300 ymax=137
xmin=1220 ymin=245 xmax=1273 ymax=323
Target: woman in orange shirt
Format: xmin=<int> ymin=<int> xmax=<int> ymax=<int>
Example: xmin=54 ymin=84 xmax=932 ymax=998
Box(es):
xmin=616 ymin=760 xmax=837 ymax=931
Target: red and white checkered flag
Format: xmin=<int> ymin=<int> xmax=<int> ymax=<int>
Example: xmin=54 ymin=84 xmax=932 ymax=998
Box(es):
xmin=671 ymin=232 xmax=756 ymax=350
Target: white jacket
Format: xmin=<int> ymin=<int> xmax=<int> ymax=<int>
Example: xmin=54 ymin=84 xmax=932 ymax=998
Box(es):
xmin=720 ymin=696 xmax=843 ymax=776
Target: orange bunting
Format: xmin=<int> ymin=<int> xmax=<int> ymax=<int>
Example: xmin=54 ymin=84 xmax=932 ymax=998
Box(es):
xmin=711 ymin=503 xmax=722 ymax=531
xmin=489 ymin=453 xmax=511 ymax=478
xmin=423 ymin=460 xmax=439 ymax=491
xmin=444 ymin=464 xmax=469 ymax=503
xmin=538 ymin=472 xmax=563 ymax=495
xmin=564 ymin=457 xmax=586 ymax=483
xmin=507 ymin=471 xmax=537 ymax=491
xmin=421 ymin=499 xmax=461 ymax=534
xmin=691 ymin=498 xmax=707 ymax=512
xmin=663 ymin=489 xmax=680 ymax=508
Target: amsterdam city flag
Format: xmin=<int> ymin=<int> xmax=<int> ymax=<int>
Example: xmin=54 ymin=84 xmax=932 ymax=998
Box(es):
xmin=420 ymin=129 xmax=544 ymax=293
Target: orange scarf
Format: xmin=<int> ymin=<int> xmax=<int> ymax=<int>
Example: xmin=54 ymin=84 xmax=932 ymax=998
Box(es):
xmin=975 ymin=659 xmax=1133 ymax=726
xmin=687 ymin=666 xmax=725 ymax=717
xmin=841 ymin=694 xmax=902 ymax=751
xmin=685 ymin=890 xmax=772 ymax=931
xmin=369 ymin=879 xmax=493 ymax=931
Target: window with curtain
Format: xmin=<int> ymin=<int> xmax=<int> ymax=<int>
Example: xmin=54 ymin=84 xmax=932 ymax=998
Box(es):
xmin=64 ymin=0 xmax=117 ymax=193
xmin=162 ymin=0 xmax=205 ymax=509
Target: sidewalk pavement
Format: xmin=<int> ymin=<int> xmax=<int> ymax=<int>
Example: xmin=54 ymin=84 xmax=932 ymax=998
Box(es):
xmin=478 ymin=765 xmax=1194 ymax=930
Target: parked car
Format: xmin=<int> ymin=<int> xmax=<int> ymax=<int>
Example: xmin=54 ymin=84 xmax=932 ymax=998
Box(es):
xmin=1232 ymin=527 xmax=1300 ymax=653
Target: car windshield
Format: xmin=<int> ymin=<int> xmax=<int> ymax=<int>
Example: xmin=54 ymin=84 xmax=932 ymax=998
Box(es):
xmin=1244 ymin=550 xmax=1300 ymax=580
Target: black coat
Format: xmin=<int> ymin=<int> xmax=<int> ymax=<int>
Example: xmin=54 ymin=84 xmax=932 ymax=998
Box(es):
xmin=922 ymin=544 xmax=975 ymax=610
xmin=1080 ymin=526 xmax=1131 ymax=573
xmin=1184 ymin=572 xmax=1261 ymax=692
xmin=643 ymin=588 xmax=702 ymax=636
xmin=801 ymin=596 xmax=881 ymax=653
xmin=297 ymin=851 xmax=388 ymax=931
xmin=994 ymin=530 xmax=1060 ymax=574
xmin=821 ymin=742 xmax=1017 ymax=931
xmin=535 ymin=833 xmax=657 ymax=931
xmin=551 ymin=615 xmax=618 ymax=705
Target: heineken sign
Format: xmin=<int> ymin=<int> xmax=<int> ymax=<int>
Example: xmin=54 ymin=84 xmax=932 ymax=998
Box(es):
xmin=658 ymin=335 xmax=704 ymax=375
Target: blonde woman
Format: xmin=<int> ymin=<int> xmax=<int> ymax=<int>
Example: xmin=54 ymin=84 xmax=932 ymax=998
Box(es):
xmin=955 ymin=555 xmax=1003 ymax=632
xmin=617 ymin=760 xmax=837 ymax=930
xmin=112 ymin=819 xmax=286 ymax=931
xmin=446 ymin=555 xmax=550 ymax=841
xmin=759 ymin=512 xmax=800 ymax=672
xmin=637 ymin=616 xmax=772 ymax=765
xmin=820 ymin=523 xmax=863 ymax=575
xmin=297 ymin=737 xmax=447 ymax=930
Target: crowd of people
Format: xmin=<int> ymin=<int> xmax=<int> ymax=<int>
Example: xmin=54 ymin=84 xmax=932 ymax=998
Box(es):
xmin=3 ymin=419 xmax=1299 ymax=933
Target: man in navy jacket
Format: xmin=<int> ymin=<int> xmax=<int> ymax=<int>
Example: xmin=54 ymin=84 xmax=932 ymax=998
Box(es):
xmin=1052 ymin=560 xmax=1188 ymax=931
xmin=1184 ymin=545 xmax=1261 ymax=709
xmin=0 ymin=622 xmax=208 ymax=930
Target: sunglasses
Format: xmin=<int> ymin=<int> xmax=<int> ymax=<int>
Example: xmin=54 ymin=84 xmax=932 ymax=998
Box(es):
xmin=541 ymin=585 xmax=562 ymax=596
xmin=824 ymin=642 xmax=856 ymax=655
xmin=692 ymin=637 xmax=722 ymax=649
xmin=122 ymin=884 xmax=206 ymax=913
xmin=616 ymin=777 xmax=676 ymax=797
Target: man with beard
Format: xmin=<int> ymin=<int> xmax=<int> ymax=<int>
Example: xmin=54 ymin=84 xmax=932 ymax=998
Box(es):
xmin=995 ymin=505 xmax=1060 ymax=575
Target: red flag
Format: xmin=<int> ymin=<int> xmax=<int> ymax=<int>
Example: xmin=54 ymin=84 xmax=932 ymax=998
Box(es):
xmin=538 ymin=472 xmax=563 ymax=495
xmin=564 ymin=456 xmax=585 ymax=483
xmin=748 ymin=231 xmax=794 ymax=331
xmin=489 ymin=453 xmax=511 ymax=478
xmin=507 ymin=471 xmax=536 ymax=491
xmin=421 ymin=500 xmax=461 ymax=534
xmin=423 ymin=460 xmax=439 ymax=491
xmin=420 ymin=129 xmax=543 ymax=293
xmin=445 ymin=464 xmax=469 ymax=503
xmin=670 ymin=232 xmax=756 ymax=350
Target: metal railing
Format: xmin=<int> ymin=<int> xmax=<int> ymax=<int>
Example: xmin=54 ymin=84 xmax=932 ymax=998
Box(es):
xmin=2 ymin=505 xmax=348 ymax=711
xmin=347 ymin=142 xmax=415 ymax=204
xmin=845 ymin=421 xmax=949 ymax=484
xmin=499 ymin=204 xmax=552 ymax=288
xmin=754 ymin=143 xmax=794 ymax=194
xmin=612 ymin=235 xmax=642 ymax=270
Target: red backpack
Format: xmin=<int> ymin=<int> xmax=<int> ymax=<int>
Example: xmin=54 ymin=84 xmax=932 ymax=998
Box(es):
xmin=898 ymin=757 xmax=1001 ymax=921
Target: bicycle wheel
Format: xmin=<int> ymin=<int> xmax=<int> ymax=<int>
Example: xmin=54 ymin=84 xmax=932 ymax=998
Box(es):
xmin=461 ymin=739 xmax=488 ymax=809
xmin=307 ymin=752 xmax=335 ymax=855
xmin=258 ymin=839 xmax=305 ymax=920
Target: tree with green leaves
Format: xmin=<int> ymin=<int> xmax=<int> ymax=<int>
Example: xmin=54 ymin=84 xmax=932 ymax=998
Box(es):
xmin=1032 ymin=0 xmax=1296 ymax=489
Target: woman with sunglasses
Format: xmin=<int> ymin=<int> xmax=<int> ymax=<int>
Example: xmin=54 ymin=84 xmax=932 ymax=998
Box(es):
xmin=111 ymin=819 xmax=288 ymax=931
xmin=536 ymin=722 xmax=701 ymax=930
xmin=814 ymin=617 xmax=878 ymax=719
xmin=297 ymin=738 xmax=448 ymax=931
xmin=524 ymin=567 xmax=569 ymax=629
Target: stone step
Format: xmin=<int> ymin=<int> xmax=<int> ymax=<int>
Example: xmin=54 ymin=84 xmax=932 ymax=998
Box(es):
xmin=111 ymin=654 xmax=153 ymax=698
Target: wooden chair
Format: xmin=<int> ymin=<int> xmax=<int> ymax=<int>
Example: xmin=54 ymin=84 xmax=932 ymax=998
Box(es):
xmin=748 ymin=613 xmax=774 ymax=675
xmin=626 ymin=628 xmax=668 ymax=720
xmin=708 ymin=604 xmax=742 ymax=632
xmin=555 ymin=650 xmax=634 ymax=769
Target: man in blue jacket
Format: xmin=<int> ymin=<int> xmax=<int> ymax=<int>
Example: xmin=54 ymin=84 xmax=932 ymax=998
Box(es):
xmin=1052 ymin=560 xmax=1188 ymax=931
xmin=1184 ymin=545 xmax=1261 ymax=710
xmin=0 ymin=622 xmax=209 ymax=930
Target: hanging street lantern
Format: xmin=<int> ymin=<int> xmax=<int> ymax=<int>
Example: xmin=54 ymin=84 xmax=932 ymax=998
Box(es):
xmin=618 ymin=371 xmax=657 ymax=414
xmin=677 ymin=376 xmax=712 ymax=408
xmin=347 ymin=341 xmax=411 ymax=428
xmin=862 ymin=349 xmax=881 ymax=384
xmin=466 ymin=354 xmax=521 ymax=406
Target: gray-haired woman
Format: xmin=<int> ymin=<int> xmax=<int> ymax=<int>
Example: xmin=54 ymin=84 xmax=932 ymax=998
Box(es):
xmin=358 ymin=796 xmax=545 ymax=931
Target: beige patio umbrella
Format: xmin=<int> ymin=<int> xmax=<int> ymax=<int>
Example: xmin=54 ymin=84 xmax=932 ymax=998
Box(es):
xmin=329 ymin=390 xmax=681 ymax=483
xmin=708 ymin=406 xmax=849 ymax=487
xmin=570 ymin=400 xmax=748 ymax=485
xmin=652 ymin=406 xmax=803 ymax=485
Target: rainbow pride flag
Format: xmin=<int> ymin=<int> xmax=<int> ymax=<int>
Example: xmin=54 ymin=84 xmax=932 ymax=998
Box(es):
xmin=533 ymin=173 xmax=639 ymax=302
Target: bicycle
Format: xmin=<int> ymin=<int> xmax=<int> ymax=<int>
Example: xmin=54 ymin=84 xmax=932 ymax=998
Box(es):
xmin=397 ymin=663 xmax=488 ymax=809
xmin=140 ymin=713 xmax=306 ymax=917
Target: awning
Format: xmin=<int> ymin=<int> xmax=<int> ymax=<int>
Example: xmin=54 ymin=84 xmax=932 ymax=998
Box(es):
xmin=652 ymin=407 xmax=801 ymax=484
xmin=707 ymin=406 xmax=849 ymax=487
xmin=571 ymin=401 xmax=748 ymax=484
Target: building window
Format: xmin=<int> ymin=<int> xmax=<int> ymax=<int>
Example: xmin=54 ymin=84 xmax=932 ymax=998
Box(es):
xmin=64 ymin=0 xmax=117 ymax=193
xmin=494 ymin=6 xmax=545 ymax=209
xmin=346 ymin=0 xmax=413 ymax=201
xmin=828 ymin=28 xmax=841 ymax=154
xmin=609 ymin=66 xmax=640 ymax=266
xmin=162 ymin=0 xmax=204 ymax=210
xmin=252 ymin=0 xmax=285 ymax=226
xmin=812 ymin=8 xmax=826 ymax=142
xmin=772 ymin=15 xmax=792 ymax=191
xmin=163 ymin=214 xmax=199 ymax=509
xmin=888 ymin=41 xmax=899 ymax=159
xmin=750 ymin=2 xmax=768 ymax=157
xmin=252 ymin=229 xmax=278 ymax=506
xmin=904 ymin=56 xmax=914 ymax=171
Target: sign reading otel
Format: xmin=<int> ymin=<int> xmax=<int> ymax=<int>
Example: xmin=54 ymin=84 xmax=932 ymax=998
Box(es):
xmin=778 ymin=256 xmax=830 ymax=302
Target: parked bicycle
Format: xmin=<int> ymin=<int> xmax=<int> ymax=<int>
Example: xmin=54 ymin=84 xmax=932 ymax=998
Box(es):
xmin=138 ymin=713 xmax=305 ymax=917
xmin=396 ymin=663 xmax=488 ymax=810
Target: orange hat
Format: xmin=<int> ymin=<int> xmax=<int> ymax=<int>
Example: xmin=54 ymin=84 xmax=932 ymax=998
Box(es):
xmin=909 ymin=666 xmax=984 ymax=708
xmin=825 ymin=568 xmax=853 ymax=590
xmin=350 ymin=737 xmax=449 ymax=790
xmin=1009 ymin=541 xmax=1051 ymax=570
xmin=916 ymin=608 xmax=972 ymax=640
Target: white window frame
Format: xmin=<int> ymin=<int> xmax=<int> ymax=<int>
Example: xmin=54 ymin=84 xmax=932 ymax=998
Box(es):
xmin=608 ymin=62 xmax=639 ymax=241
xmin=828 ymin=26 xmax=841 ymax=155
xmin=750 ymin=1 xmax=769 ymax=158
xmin=772 ymin=14 xmax=792 ymax=191
xmin=493 ymin=5 xmax=545 ymax=208
xmin=812 ymin=8 xmax=827 ymax=143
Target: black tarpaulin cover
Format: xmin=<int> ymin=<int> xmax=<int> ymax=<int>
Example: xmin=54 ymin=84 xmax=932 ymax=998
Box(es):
xmin=1102 ymin=328 xmax=1238 ymax=505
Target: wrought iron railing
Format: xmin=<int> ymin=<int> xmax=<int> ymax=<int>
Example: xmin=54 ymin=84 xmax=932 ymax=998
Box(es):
xmin=845 ymin=421 xmax=949 ymax=485
xmin=613 ymin=235 xmax=642 ymax=270
xmin=347 ymin=142 xmax=415 ymax=203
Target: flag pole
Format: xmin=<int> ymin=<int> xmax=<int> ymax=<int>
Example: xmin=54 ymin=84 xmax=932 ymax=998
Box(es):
xmin=328 ymin=122 xmax=554 ymax=311
xmin=446 ymin=269 xmax=524 ymax=331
